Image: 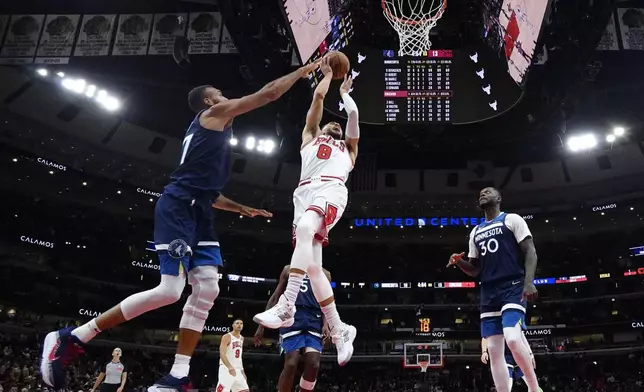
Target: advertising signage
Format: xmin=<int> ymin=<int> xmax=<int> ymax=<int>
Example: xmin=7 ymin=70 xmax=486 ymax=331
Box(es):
xmin=354 ymin=217 xmax=485 ymax=228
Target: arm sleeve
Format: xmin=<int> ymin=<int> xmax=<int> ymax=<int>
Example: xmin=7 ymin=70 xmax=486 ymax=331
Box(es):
xmin=467 ymin=227 xmax=479 ymax=259
xmin=505 ymin=214 xmax=532 ymax=243
xmin=341 ymin=93 xmax=359 ymax=139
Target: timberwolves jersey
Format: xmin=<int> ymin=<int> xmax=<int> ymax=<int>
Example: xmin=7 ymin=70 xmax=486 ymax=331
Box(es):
xmin=469 ymin=213 xmax=529 ymax=285
xmin=280 ymin=275 xmax=322 ymax=335
xmin=165 ymin=111 xmax=232 ymax=200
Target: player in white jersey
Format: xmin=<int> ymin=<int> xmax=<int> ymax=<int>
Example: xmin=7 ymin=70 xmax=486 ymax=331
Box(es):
xmin=254 ymin=55 xmax=358 ymax=366
xmin=217 ymin=319 xmax=249 ymax=392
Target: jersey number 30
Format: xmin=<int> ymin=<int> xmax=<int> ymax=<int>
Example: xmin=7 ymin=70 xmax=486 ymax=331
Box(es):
xmin=316 ymin=144 xmax=332 ymax=160
xmin=478 ymin=238 xmax=499 ymax=256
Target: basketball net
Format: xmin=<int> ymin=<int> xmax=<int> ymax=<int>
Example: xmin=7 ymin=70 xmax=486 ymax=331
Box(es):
xmin=382 ymin=0 xmax=447 ymax=56
xmin=418 ymin=361 xmax=430 ymax=373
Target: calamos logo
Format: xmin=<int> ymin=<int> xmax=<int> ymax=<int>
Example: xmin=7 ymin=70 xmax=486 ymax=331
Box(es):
xmin=37 ymin=157 xmax=67 ymax=171
xmin=524 ymin=328 xmax=552 ymax=336
xmin=592 ymin=203 xmax=617 ymax=212
xmin=137 ymin=188 xmax=162 ymax=198
xmin=203 ymin=325 xmax=231 ymax=333
xmin=20 ymin=236 xmax=54 ymax=248
xmin=131 ymin=260 xmax=160 ymax=270
xmin=632 ymin=321 xmax=644 ymax=328
xmin=79 ymin=309 xmax=102 ymax=317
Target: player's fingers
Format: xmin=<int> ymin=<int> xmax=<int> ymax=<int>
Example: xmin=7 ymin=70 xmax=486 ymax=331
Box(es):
xmin=260 ymin=210 xmax=273 ymax=217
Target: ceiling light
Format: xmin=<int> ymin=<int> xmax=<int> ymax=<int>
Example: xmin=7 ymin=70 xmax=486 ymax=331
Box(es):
xmin=230 ymin=137 xmax=238 ymax=146
xmin=606 ymin=134 xmax=616 ymax=143
xmin=56 ymin=71 xmax=65 ymax=78
xmin=85 ymin=85 xmax=97 ymax=98
xmin=613 ymin=127 xmax=625 ymax=136
xmin=36 ymin=68 xmax=48 ymax=76
xmin=245 ymin=136 xmax=256 ymax=150
xmin=567 ymin=134 xmax=597 ymax=152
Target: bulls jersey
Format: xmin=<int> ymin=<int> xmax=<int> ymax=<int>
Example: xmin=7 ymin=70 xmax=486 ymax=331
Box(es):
xmin=468 ymin=213 xmax=532 ymax=285
xmin=165 ymin=111 xmax=232 ymax=200
xmin=280 ymin=274 xmax=323 ymax=336
xmin=220 ymin=333 xmax=244 ymax=369
xmin=300 ymin=135 xmax=353 ymax=183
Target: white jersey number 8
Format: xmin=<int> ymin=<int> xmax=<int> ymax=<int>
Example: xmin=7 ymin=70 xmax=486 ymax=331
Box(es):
xmin=478 ymin=238 xmax=499 ymax=256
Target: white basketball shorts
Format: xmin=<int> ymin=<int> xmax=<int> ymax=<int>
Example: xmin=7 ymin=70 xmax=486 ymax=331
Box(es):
xmin=292 ymin=177 xmax=348 ymax=246
xmin=216 ymin=365 xmax=249 ymax=392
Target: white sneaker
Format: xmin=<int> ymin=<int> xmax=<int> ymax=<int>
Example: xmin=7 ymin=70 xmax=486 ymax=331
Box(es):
xmin=253 ymin=295 xmax=295 ymax=329
xmin=332 ymin=323 xmax=357 ymax=366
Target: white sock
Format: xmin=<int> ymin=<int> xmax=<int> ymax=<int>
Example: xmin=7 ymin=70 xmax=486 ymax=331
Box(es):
xmin=71 ymin=318 xmax=101 ymax=343
xmin=284 ymin=273 xmax=304 ymax=304
xmin=321 ymin=302 xmax=342 ymax=332
xmin=169 ymin=354 xmax=191 ymax=378
xmin=504 ymin=326 xmax=540 ymax=392
xmin=487 ymin=335 xmax=511 ymax=392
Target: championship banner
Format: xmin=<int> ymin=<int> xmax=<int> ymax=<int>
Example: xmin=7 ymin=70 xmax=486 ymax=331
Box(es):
xmin=187 ymin=12 xmax=220 ymax=54
xmin=73 ymin=14 xmax=116 ymax=57
xmin=35 ymin=14 xmax=80 ymax=64
xmin=148 ymin=13 xmax=187 ymax=55
xmin=0 ymin=15 xmax=10 ymax=47
xmin=0 ymin=14 xmax=45 ymax=64
xmin=112 ymin=14 xmax=153 ymax=56
xmin=596 ymin=13 xmax=619 ymax=51
xmin=219 ymin=17 xmax=237 ymax=54
xmin=618 ymin=8 xmax=644 ymax=50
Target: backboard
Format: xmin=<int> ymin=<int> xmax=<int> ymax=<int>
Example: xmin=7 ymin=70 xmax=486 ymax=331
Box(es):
xmin=403 ymin=342 xmax=444 ymax=370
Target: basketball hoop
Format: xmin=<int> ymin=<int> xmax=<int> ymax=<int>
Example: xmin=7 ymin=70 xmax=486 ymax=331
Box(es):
xmin=418 ymin=361 xmax=430 ymax=373
xmin=382 ymin=0 xmax=447 ymax=56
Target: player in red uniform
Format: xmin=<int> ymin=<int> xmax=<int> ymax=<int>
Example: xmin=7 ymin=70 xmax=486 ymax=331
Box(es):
xmin=254 ymin=56 xmax=359 ymax=366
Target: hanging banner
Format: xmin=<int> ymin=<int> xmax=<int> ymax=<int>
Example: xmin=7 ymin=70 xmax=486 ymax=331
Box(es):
xmin=187 ymin=12 xmax=220 ymax=54
xmin=35 ymin=14 xmax=80 ymax=64
xmin=112 ymin=13 xmax=153 ymax=56
xmin=618 ymin=8 xmax=644 ymax=50
xmin=73 ymin=14 xmax=116 ymax=57
xmin=219 ymin=19 xmax=237 ymax=54
xmin=597 ymin=14 xmax=619 ymax=51
xmin=0 ymin=14 xmax=45 ymax=64
xmin=148 ymin=13 xmax=187 ymax=55
xmin=0 ymin=15 xmax=10 ymax=47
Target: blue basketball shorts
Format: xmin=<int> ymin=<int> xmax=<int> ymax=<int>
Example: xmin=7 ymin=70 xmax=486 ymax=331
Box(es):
xmin=508 ymin=364 xmax=524 ymax=380
xmin=153 ymin=192 xmax=223 ymax=275
xmin=280 ymin=333 xmax=323 ymax=354
xmin=480 ymin=279 xmax=527 ymax=338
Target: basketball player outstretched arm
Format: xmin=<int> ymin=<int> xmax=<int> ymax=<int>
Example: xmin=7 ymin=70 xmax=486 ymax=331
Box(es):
xmin=219 ymin=333 xmax=236 ymax=377
xmin=212 ymin=195 xmax=272 ymax=218
xmin=207 ymin=60 xmax=322 ymax=130
xmin=302 ymin=57 xmax=333 ymax=146
xmin=339 ymin=75 xmax=359 ymax=163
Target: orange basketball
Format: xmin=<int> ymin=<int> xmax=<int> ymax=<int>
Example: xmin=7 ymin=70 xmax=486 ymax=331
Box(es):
xmin=327 ymin=51 xmax=350 ymax=79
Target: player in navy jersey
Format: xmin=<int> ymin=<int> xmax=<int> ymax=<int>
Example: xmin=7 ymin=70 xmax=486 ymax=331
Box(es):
xmin=254 ymin=265 xmax=331 ymax=392
xmin=447 ymin=187 xmax=541 ymax=392
xmin=40 ymin=60 xmax=322 ymax=392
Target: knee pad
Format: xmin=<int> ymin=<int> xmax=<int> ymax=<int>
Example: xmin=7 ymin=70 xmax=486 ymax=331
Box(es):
xmin=180 ymin=266 xmax=220 ymax=331
xmin=295 ymin=211 xmax=322 ymax=242
xmin=503 ymin=325 xmax=523 ymax=350
xmin=121 ymin=274 xmax=185 ymax=320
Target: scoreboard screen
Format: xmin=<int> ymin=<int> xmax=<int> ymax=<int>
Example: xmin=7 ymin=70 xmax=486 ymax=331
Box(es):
xmin=316 ymin=44 xmax=523 ymax=125
xmin=384 ymin=50 xmax=453 ymax=123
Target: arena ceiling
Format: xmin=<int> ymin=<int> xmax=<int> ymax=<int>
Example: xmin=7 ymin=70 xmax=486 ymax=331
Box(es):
xmin=2 ymin=0 xmax=642 ymax=169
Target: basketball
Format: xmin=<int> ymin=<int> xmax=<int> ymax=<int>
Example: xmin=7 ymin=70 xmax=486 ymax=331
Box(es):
xmin=327 ymin=51 xmax=350 ymax=80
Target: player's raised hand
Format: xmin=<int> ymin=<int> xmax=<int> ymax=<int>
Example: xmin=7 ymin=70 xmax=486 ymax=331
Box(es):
xmin=253 ymin=327 xmax=264 ymax=347
xmin=522 ymin=281 xmax=538 ymax=302
xmin=339 ymin=74 xmax=353 ymax=95
xmin=239 ymin=206 xmax=273 ymax=218
xmin=320 ymin=55 xmax=333 ymax=77
xmin=298 ymin=57 xmax=323 ymax=78
xmin=446 ymin=252 xmax=465 ymax=268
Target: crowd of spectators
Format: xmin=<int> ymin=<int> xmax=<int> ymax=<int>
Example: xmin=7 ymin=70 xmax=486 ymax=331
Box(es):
xmin=1 ymin=330 xmax=643 ymax=392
